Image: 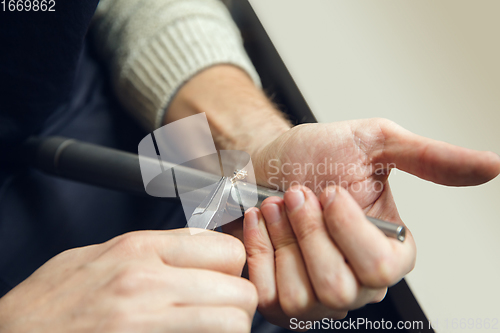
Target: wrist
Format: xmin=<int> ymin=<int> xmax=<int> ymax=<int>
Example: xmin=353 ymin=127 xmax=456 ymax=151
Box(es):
xmin=165 ymin=65 xmax=291 ymax=158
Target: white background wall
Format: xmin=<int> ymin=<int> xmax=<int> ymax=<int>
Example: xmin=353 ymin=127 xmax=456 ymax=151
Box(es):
xmin=250 ymin=0 xmax=500 ymax=327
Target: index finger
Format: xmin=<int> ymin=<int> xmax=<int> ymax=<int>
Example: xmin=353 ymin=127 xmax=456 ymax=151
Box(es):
xmin=320 ymin=186 xmax=416 ymax=288
xmin=102 ymin=229 xmax=247 ymax=277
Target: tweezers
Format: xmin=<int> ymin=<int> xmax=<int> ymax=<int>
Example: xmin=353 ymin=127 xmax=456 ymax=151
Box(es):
xmin=187 ymin=176 xmax=233 ymax=230
xmin=187 ymin=174 xmax=405 ymax=242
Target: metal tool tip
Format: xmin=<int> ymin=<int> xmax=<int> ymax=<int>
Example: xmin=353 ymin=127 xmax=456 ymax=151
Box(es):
xmin=397 ymin=226 xmax=406 ymax=242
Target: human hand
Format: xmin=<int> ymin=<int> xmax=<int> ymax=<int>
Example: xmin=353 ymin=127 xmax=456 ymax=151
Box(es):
xmin=245 ymin=119 xmax=500 ymax=328
xmin=243 ymin=185 xmax=414 ymax=329
xmin=0 ymin=229 xmax=257 ymax=333
xmin=253 ymin=118 xmax=500 ymax=201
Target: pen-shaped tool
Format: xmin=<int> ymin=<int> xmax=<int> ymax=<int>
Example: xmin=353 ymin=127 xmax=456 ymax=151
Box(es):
xmin=190 ymin=172 xmax=406 ymax=242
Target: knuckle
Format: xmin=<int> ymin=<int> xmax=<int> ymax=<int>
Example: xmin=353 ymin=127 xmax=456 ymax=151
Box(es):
xmin=364 ymin=255 xmax=398 ymax=287
xmin=316 ymin=273 xmax=356 ymax=309
xmin=253 ymin=281 xmax=278 ymax=310
xmin=224 ymin=235 xmax=247 ymax=270
xmin=374 ymin=117 xmax=395 ymax=128
xmin=280 ymin=288 xmax=314 ymax=318
xmin=58 ymin=247 xmax=77 ymax=257
xmin=52 ymin=247 xmax=79 ymax=263
xmin=111 ymin=231 xmax=150 ymax=255
xmin=110 ymin=264 xmax=154 ymax=296
xmin=239 ymin=279 xmax=259 ymax=310
xmin=258 ymin=293 xmax=280 ymax=314
xmin=223 ymin=307 xmax=252 ymax=333
xmin=373 ymin=117 xmax=402 ymax=137
xmin=372 ymin=255 xmax=398 ymax=286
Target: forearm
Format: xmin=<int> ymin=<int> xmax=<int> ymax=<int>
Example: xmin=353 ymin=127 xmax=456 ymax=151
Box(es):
xmin=165 ymin=65 xmax=291 ymax=163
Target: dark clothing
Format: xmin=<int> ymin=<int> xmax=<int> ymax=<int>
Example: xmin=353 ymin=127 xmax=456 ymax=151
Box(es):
xmin=0 ymin=1 xmax=186 ymax=294
xmin=0 ymin=0 xmax=99 ymax=154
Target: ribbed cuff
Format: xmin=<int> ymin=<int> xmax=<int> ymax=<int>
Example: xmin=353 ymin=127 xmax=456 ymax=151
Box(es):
xmin=116 ymin=16 xmax=261 ymax=132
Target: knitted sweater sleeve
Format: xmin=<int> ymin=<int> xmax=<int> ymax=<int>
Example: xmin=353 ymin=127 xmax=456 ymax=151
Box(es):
xmin=91 ymin=0 xmax=261 ymax=131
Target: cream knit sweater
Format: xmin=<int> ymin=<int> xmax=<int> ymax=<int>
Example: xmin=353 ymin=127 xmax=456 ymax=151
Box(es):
xmin=91 ymin=0 xmax=261 ymax=132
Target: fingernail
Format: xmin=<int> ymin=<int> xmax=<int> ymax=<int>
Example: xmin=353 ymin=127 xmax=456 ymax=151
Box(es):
xmin=285 ymin=189 xmax=305 ymax=212
xmin=262 ymin=203 xmax=281 ymax=225
xmin=322 ymin=187 xmax=337 ymax=208
xmin=244 ymin=208 xmax=259 ymax=229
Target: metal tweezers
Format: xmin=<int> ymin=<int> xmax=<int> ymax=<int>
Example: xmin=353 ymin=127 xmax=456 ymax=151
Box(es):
xmin=187 ymin=169 xmax=248 ymax=230
xmin=187 ymin=176 xmax=234 ymax=230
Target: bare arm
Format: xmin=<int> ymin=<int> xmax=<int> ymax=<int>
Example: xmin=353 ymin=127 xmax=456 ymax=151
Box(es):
xmin=165 ymin=64 xmax=291 ymax=165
